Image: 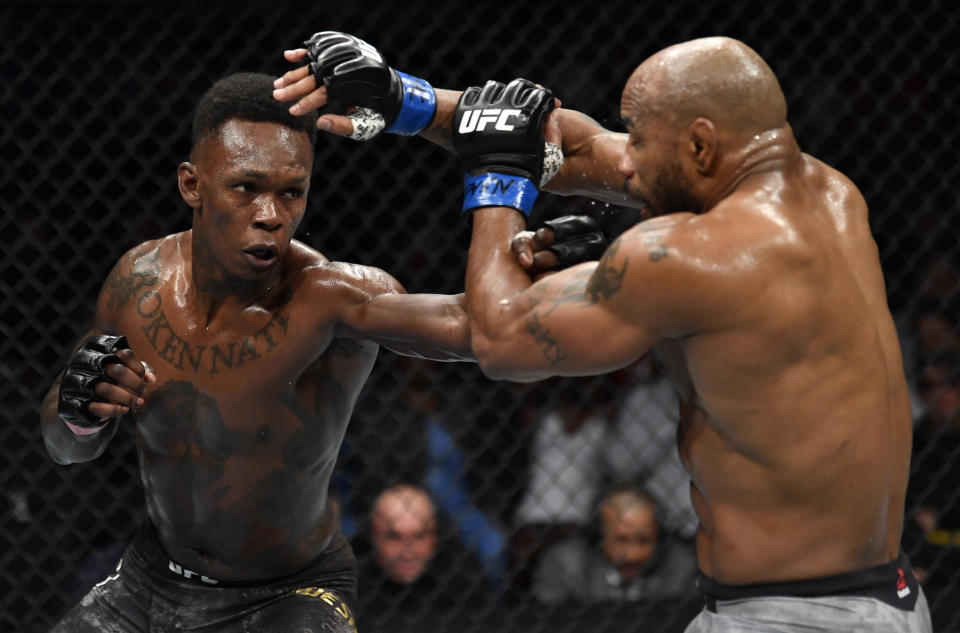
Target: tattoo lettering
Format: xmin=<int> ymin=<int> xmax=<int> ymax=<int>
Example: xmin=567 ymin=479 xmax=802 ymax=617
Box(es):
xmin=137 ymin=290 xmax=290 ymax=374
xmin=526 ymin=311 xmax=568 ymax=366
xmin=105 ymin=247 xmax=161 ymax=310
xmin=586 ymin=237 xmax=628 ymax=302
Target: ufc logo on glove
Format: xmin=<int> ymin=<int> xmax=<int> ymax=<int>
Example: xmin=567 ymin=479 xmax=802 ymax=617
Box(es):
xmin=458 ymin=108 xmax=523 ymax=133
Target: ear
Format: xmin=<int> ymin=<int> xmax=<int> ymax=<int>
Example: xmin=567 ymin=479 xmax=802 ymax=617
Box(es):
xmin=687 ymin=118 xmax=717 ymax=176
xmin=178 ymin=161 xmax=201 ymax=209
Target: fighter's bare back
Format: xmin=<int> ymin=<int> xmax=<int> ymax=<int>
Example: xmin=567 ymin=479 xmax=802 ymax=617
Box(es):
xmin=646 ymin=150 xmax=912 ymax=584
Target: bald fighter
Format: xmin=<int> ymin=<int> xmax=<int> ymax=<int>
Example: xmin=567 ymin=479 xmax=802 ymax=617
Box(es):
xmin=275 ymin=35 xmax=931 ymax=631
xmin=39 ymin=72 xmax=475 ymax=633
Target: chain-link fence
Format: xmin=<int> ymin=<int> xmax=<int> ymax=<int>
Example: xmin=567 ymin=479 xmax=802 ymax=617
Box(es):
xmin=3 ymin=1 xmax=959 ymax=631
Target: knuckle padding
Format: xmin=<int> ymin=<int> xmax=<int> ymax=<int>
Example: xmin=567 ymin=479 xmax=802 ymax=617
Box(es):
xmin=547 ymin=234 xmax=608 ymax=267
xmin=57 ymin=334 xmax=130 ymax=427
xmin=543 ymin=215 xmax=601 ymax=241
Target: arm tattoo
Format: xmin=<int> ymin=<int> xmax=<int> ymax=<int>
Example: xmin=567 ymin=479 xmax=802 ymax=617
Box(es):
xmin=644 ymin=233 xmax=668 ymax=261
xmin=522 ymin=236 xmax=632 ymax=366
xmin=525 ymin=311 xmax=568 ymax=366
xmin=586 ymin=236 xmax=628 ymax=302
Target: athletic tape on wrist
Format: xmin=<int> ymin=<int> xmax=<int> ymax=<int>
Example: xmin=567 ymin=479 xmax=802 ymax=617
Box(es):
xmin=462 ymin=173 xmax=539 ymax=217
xmin=541 ymin=142 xmax=563 ymax=186
xmin=347 ymin=107 xmax=386 ymax=141
xmin=384 ymin=71 xmax=437 ymax=135
xmin=63 ymin=417 xmax=109 ymax=436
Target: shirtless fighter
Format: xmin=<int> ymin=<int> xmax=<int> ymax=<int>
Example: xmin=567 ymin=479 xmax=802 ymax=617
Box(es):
xmin=39 ymin=72 xmax=478 ymax=632
xmin=275 ymin=34 xmax=932 ymax=631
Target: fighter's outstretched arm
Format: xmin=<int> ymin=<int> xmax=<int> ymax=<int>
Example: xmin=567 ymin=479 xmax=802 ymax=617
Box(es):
xmin=325 ymin=262 xmax=472 ymax=362
xmin=272 ymin=35 xmax=636 ymax=206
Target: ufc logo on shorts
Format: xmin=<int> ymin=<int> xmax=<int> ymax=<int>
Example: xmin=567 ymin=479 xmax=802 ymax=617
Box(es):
xmin=352 ymin=37 xmax=383 ymax=63
xmin=459 ymin=108 xmax=522 ymax=133
xmin=169 ymin=560 xmax=219 ymax=585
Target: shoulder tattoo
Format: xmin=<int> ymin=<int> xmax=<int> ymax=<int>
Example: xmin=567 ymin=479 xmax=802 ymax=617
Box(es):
xmin=585 ymin=236 xmax=629 ymax=302
xmin=105 ymin=246 xmax=161 ymax=310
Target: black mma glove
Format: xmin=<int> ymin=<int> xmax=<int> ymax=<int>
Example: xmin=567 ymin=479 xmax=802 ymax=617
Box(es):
xmin=303 ymin=31 xmax=436 ymax=139
xmin=540 ymin=215 xmax=608 ymax=269
xmin=58 ymin=335 xmax=129 ymax=435
xmin=453 ymin=78 xmax=556 ymax=220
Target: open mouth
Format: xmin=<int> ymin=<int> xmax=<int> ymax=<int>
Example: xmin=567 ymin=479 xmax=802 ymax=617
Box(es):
xmin=243 ymin=246 xmax=278 ymax=264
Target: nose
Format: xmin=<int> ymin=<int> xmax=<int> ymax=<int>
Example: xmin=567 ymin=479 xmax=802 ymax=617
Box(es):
xmin=252 ymin=197 xmax=282 ymax=232
xmin=617 ymin=149 xmax=635 ymax=179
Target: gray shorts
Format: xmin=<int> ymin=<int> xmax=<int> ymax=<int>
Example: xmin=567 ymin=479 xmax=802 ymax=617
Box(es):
xmin=687 ymin=552 xmax=932 ymax=633
xmin=684 ymin=590 xmax=931 ymax=633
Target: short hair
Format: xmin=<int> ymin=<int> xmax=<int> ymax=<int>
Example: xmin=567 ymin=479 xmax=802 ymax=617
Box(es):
xmin=191 ymin=72 xmax=318 ymax=151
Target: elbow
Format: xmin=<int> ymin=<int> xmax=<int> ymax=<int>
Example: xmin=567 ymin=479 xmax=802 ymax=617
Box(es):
xmin=470 ymin=331 xmax=537 ymax=382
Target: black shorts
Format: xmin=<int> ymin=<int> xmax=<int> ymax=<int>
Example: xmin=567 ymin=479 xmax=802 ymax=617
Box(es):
xmin=697 ymin=550 xmax=920 ymax=612
xmin=50 ymin=523 xmax=358 ymax=633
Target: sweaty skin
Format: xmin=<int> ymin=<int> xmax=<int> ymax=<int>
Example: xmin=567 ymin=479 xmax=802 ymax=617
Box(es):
xmin=269 ymin=37 xmax=912 ymax=584
xmin=462 ymin=38 xmax=912 ymax=585
xmin=41 ymin=119 xmax=470 ymax=581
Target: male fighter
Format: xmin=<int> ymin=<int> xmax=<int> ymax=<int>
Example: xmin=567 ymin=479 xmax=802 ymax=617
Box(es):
xmin=275 ymin=33 xmax=931 ymax=631
xmin=40 ymin=72 xmax=478 ymax=633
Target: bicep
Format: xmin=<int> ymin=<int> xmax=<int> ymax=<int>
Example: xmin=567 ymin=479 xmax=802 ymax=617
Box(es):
xmin=474 ymin=261 xmax=657 ymax=381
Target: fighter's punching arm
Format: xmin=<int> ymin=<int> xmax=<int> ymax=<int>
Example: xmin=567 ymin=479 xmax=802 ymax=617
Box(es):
xmin=450 ymin=79 xmax=711 ymax=380
xmin=467 ymin=209 xmax=697 ymax=381
xmin=40 ymin=251 xmax=157 ymax=465
xmin=272 ymin=32 xmax=633 ymax=205
xmin=322 ymin=262 xmax=472 ymax=362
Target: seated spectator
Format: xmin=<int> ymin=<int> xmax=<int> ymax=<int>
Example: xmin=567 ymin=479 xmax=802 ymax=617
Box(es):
xmin=353 ymin=483 xmax=487 ymax=624
xmin=904 ymin=349 xmax=960 ymax=592
xmin=604 ymin=354 xmax=699 ymax=539
xmin=532 ymin=486 xmax=698 ymax=604
xmin=510 ymin=376 xmax=616 ymax=596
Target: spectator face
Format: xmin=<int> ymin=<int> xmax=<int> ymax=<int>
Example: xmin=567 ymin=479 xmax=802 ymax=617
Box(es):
xmin=919 ymin=362 xmax=960 ymax=428
xmin=916 ymin=313 xmax=958 ymax=358
xmin=371 ymin=488 xmax=437 ymax=584
xmin=600 ymin=504 xmax=659 ymax=582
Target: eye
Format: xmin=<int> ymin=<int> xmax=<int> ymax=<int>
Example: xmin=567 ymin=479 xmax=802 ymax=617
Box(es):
xmin=233 ymin=182 xmax=255 ymax=193
xmin=282 ymin=188 xmax=304 ymax=199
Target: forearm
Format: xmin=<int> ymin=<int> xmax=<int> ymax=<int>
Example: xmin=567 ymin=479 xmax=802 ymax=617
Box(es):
xmin=351 ymin=293 xmax=474 ymax=362
xmin=40 ymin=375 xmax=118 ymax=465
xmin=465 ymin=208 xmax=548 ymax=381
xmin=544 ymin=110 xmax=639 ymax=205
xmin=418 ymin=88 xmax=461 ymax=153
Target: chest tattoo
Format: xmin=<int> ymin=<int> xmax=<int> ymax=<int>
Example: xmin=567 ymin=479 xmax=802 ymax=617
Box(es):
xmin=121 ymin=258 xmax=291 ymax=374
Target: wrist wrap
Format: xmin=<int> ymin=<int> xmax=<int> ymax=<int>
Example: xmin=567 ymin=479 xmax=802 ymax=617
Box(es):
xmin=463 ymin=173 xmax=539 ymax=217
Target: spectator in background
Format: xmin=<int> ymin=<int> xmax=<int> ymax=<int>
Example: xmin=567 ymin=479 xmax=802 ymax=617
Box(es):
xmin=509 ymin=375 xmax=616 ymax=596
xmin=901 ymin=298 xmax=960 ymax=424
xmin=533 ymin=486 xmax=697 ymax=604
xmin=897 ymin=252 xmax=960 ymax=422
xmin=342 ymin=356 xmax=507 ymax=588
xmin=353 ymin=483 xmax=486 ymax=622
xmin=904 ymin=349 xmax=960 ymax=593
xmin=605 ymin=355 xmax=699 ymax=540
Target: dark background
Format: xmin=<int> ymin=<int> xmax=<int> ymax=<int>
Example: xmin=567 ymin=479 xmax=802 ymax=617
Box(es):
xmin=2 ymin=1 xmax=959 ymax=631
